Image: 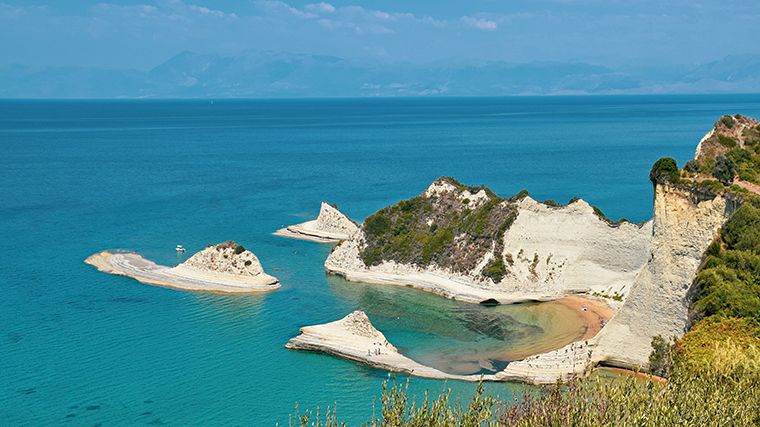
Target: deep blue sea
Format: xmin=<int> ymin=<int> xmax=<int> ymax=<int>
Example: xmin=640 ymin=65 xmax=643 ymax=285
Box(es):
xmin=3 ymin=95 xmax=760 ymax=425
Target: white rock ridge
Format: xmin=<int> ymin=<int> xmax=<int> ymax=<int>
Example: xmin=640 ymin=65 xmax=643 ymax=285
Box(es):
xmin=286 ymin=311 xmax=496 ymax=381
xmin=275 ymin=202 xmax=358 ymax=243
xmin=500 ymin=197 xmax=651 ymax=297
xmin=85 ymin=240 xmax=280 ymax=293
xmin=592 ymin=184 xmax=737 ymax=368
xmin=499 ymin=183 xmax=738 ymax=382
xmin=325 ymin=179 xmax=651 ymax=304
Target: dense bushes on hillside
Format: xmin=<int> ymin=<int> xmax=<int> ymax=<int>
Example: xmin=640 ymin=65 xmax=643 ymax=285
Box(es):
xmin=691 ymin=202 xmax=760 ymax=323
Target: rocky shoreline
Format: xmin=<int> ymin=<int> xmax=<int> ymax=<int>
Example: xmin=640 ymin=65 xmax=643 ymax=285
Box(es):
xmin=286 ymin=301 xmax=610 ymax=384
xmin=286 ymin=311 xmax=495 ymax=382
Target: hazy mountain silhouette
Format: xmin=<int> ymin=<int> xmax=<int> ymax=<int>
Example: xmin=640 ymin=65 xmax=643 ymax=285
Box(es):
xmin=2 ymin=51 xmax=759 ymax=98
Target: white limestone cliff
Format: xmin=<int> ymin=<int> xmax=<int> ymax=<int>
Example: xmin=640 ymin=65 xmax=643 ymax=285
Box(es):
xmin=170 ymin=240 xmax=273 ymax=281
xmin=499 ymin=197 xmax=651 ymax=297
xmin=325 ymin=180 xmax=651 ymax=304
xmin=499 ymin=183 xmax=737 ymax=382
xmin=592 ymin=184 xmax=736 ymax=368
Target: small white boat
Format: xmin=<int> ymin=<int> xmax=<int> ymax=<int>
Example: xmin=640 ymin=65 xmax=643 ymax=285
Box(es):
xmin=175 ymin=245 xmax=186 ymax=253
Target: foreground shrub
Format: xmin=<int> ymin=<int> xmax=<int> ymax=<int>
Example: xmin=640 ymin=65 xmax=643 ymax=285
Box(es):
xmin=291 ymin=380 xmax=496 ymax=427
xmin=499 ymin=367 xmax=760 ymax=427
xmin=292 ymin=361 xmax=760 ymax=426
xmin=677 ymin=317 xmax=760 ymax=375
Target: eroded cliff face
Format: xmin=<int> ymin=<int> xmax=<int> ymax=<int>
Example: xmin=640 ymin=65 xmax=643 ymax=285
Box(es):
xmin=313 ymin=202 xmax=359 ymax=237
xmin=177 ymin=240 xmax=266 ymax=277
xmin=325 ymin=178 xmax=652 ymax=300
xmin=593 ymin=184 xmax=738 ymax=368
xmin=499 ymin=183 xmax=739 ymax=380
xmin=500 ymin=197 xmax=651 ymax=296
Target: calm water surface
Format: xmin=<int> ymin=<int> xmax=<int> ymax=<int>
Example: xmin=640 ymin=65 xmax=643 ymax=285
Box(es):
xmin=3 ymin=95 xmax=760 ymax=425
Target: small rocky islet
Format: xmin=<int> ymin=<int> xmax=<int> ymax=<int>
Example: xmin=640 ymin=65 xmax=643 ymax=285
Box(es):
xmin=85 ymin=240 xmax=280 ymax=293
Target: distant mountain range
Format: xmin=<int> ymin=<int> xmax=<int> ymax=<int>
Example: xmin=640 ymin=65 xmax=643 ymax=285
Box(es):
xmin=2 ymin=51 xmax=759 ymax=98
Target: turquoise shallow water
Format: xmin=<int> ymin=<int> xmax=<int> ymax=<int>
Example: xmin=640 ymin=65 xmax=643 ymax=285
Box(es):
xmin=3 ymin=96 xmax=760 ymax=425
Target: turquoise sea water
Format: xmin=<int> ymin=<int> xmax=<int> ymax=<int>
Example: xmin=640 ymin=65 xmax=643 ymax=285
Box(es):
xmin=3 ymin=95 xmax=760 ymax=425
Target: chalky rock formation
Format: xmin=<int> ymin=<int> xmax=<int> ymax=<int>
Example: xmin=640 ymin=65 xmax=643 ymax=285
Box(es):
xmin=275 ymin=202 xmax=358 ymax=242
xmin=326 ymin=177 xmax=651 ymax=304
xmin=592 ymin=184 xmax=737 ymax=368
xmin=286 ymin=311 xmax=494 ymax=381
xmin=85 ymin=240 xmax=279 ymax=293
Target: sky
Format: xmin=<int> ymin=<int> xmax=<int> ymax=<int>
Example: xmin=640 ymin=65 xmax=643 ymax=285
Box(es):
xmin=1 ymin=0 xmax=759 ymax=71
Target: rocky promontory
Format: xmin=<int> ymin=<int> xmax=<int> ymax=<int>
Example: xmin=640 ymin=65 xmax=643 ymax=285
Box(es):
xmin=85 ymin=240 xmax=280 ymax=293
xmin=286 ymin=311 xmax=493 ymax=381
xmin=325 ymin=177 xmax=651 ymax=304
xmin=319 ymin=115 xmax=758 ymax=382
xmin=275 ymin=202 xmax=358 ymax=242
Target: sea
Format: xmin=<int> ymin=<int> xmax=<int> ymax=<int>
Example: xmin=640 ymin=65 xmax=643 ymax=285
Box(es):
xmin=3 ymin=95 xmax=760 ymax=425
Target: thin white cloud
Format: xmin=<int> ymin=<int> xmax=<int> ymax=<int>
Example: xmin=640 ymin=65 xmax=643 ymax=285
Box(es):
xmin=258 ymin=1 xmax=317 ymax=19
xmin=188 ymin=5 xmax=238 ymax=20
xmin=256 ymin=1 xmax=445 ymax=35
xmin=304 ymin=2 xmax=336 ymax=14
xmin=0 ymin=3 xmax=48 ymax=19
xmin=461 ymin=16 xmax=498 ymax=31
xmin=92 ymin=1 xmax=237 ymax=21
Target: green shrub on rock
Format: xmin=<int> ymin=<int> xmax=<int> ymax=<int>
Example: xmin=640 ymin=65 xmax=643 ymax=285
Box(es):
xmin=684 ymin=160 xmax=700 ymax=173
xmin=712 ymin=155 xmax=736 ymax=185
xmin=482 ymin=257 xmax=506 ymax=283
xmin=649 ymin=157 xmax=680 ymax=184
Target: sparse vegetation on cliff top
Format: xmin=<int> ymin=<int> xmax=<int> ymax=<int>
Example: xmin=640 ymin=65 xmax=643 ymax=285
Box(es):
xmin=361 ymin=178 xmax=517 ymax=282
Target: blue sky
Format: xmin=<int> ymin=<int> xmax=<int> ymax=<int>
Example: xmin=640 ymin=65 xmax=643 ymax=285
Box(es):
xmin=1 ymin=0 xmax=759 ymax=70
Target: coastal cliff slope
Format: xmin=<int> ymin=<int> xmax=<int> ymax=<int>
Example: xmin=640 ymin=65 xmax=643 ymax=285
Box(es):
xmin=85 ymin=240 xmax=280 ymax=293
xmin=593 ymin=182 xmax=737 ymax=368
xmin=309 ymin=115 xmax=757 ymax=384
xmin=694 ymin=114 xmax=760 ymax=162
xmin=500 ymin=182 xmax=738 ymax=381
xmin=275 ymin=202 xmax=358 ymax=242
xmin=325 ymin=177 xmax=651 ymax=303
xmin=502 ymin=197 xmax=650 ymax=296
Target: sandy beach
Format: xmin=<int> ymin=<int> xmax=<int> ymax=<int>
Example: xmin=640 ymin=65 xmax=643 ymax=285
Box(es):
xmin=557 ymin=295 xmax=613 ymax=340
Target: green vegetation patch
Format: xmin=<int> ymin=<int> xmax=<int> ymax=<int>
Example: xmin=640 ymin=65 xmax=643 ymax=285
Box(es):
xmin=293 ymin=363 xmax=760 ymax=426
xmin=481 ymin=257 xmax=506 ymax=283
xmin=360 ymin=177 xmax=517 ymax=282
xmin=678 ymin=317 xmax=760 ymax=374
xmin=691 ymin=203 xmax=760 ymax=323
xmin=719 ymin=114 xmax=736 ymax=129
